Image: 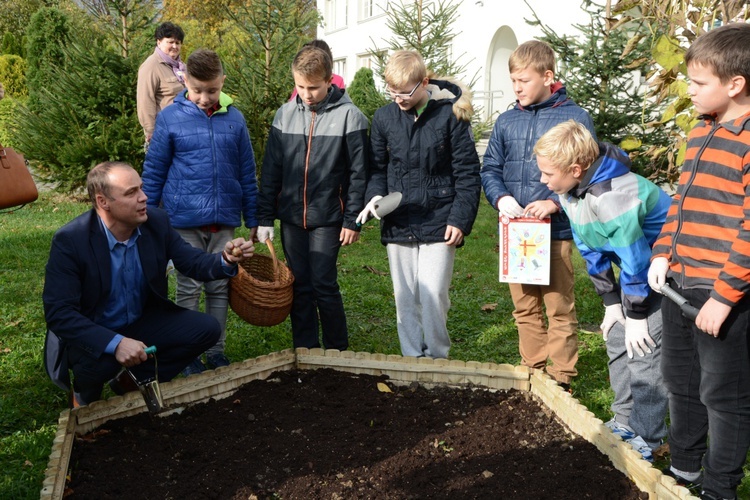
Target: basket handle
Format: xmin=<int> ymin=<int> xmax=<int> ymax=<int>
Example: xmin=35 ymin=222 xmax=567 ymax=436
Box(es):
xmin=265 ymin=239 xmax=281 ymax=279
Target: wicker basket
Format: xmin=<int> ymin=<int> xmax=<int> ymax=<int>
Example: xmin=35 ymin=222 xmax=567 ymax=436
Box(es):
xmin=229 ymin=240 xmax=294 ymax=326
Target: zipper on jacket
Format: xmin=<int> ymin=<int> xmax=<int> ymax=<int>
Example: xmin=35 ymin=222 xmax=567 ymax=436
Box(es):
xmin=209 ymin=113 xmax=219 ymax=224
xmin=303 ymin=110 xmax=317 ymax=229
xmin=671 ymin=119 xmax=719 ymax=289
xmin=522 ymin=109 xmax=539 ymax=202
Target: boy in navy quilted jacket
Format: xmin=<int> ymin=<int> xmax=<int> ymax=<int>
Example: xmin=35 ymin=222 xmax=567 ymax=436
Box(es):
xmin=142 ymin=49 xmax=258 ymax=374
xmin=480 ymin=40 xmax=596 ymax=390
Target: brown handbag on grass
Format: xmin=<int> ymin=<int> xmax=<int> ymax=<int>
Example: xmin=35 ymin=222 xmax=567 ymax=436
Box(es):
xmin=0 ymin=144 xmax=38 ymax=210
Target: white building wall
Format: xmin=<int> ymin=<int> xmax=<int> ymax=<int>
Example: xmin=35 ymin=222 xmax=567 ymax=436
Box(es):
xmin=317 ymin=0 xmax=590 ymax=119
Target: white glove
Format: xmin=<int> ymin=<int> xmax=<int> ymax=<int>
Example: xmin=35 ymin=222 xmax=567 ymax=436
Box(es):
xmin=600 ymin=303 xmax=625 ymax=341
xmin=497 ymin=196 xmax=524 ymax=218
xmin=356 ymin=195 xmax=384 ymax=225
xmin=625 ymin=317 xmax=656 ymax=358
xmin=257 ymin=226 xmax=274 ymax=242
xmin=647 ymin=257 xmax=669 ymax=293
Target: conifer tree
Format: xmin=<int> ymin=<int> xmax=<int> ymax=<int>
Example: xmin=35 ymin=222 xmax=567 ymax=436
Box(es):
xmin=529 ymin=0 xmax=670 ymax=178
xmin=347 ymin=67 xmax=388 ymax=123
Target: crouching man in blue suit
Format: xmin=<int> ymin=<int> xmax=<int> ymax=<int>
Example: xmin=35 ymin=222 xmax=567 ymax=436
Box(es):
xmin=43 ymin=161 xmax=255 ymax=406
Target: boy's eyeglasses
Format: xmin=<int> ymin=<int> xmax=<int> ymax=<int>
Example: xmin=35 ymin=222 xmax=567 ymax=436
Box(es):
xmin=387 ymin=81 xmax=422 ymax=100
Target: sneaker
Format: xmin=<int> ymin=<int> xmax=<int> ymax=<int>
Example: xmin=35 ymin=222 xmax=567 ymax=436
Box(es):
xmin=206 ymin=353 xmax=231 ymax=369
xmin=627 ymin=435 xmax=654 ymax=462
xmin=662 ymin=466 xmax=702 ymax=492
xmin=181 ymin=358 xmax=206 ymax=377
xmin=605 ymin=418 xmax=636 ymax=441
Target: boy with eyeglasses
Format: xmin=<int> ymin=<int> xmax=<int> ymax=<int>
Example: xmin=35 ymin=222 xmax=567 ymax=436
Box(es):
xmin=357 ymin=50 xmax=481 ymax=359
xmin=480 ymin=40 xmax=596 ymax=391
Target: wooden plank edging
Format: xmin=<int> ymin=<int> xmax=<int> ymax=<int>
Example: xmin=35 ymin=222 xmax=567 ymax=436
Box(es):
xmin=40 ymin=349 xmax=296 ymax=500
xmin=41 ymin=349 xmax=694 ymax=500
xmin=528 ymin=370 xmax=697 ymax=500
xmin=295 ymin=348 xmax=531 ymax=391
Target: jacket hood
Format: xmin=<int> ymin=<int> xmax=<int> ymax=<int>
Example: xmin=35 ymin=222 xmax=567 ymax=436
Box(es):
xmin=571 ymin=142 xmax=632 ymax=198
xmin=515 ymin=82 xmax=570 ymax=112
xmin=426 ymin=77 xmax=474 ymax=122
xmin=296 ymin=84 xmax=350 ymax=112
xmin=175 ymin=90 xmax=234 ymax=114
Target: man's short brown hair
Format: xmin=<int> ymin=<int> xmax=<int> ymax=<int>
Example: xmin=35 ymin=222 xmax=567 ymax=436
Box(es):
xmin=291 ymin=45 xmax=332 ymax=82
xmin=534 ymin=120 xmax=599 ymax=174
xmin=87 ymin=161 xmax=134 ymax=207
xmin=685 ymin=22 xmax=750 ymax=96
xmin=509 ymin=40 xmax=556 ymax=76
xmin=186 ymin=49 xmax=224 ymax=82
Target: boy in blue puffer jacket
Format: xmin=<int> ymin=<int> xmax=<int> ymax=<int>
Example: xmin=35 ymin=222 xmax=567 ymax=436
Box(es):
xmin=535 ymin=120 xmax=670 ymax=464
xmin=480 ymin=40 xmax=596 ymax=390
xmin=142 ymin=49 xmax=258 ymax=374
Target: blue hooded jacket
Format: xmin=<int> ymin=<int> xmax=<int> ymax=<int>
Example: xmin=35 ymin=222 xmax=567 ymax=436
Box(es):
xmin=481 ymin=83 xmax=596 ymax=240
xmin=561 ymin=142 xmax=671 ymax=318
xmin=142 ymin=91 xmax=258 ymax=229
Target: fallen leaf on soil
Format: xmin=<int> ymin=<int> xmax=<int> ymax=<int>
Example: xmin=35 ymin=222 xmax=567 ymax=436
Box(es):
xmin=376 ymin=382 xmax=392 ymax=393
xmin=76 ymin=429 xmax=111 ymax=442
xmin=482 ymin=470 xmax=494 ymax=478
xmin=481 ymin=303 xmax=497 ymax=312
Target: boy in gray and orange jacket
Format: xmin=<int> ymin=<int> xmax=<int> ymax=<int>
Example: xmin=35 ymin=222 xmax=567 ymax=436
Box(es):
xmin=648 ymin=23 xmax=750 ymax=499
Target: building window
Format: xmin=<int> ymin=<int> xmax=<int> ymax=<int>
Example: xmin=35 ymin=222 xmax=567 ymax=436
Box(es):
xmin=357 ymin=51 xmax=387 ymax=87
xmin=357 ymin=53 xmax=376 ymax=70
xmin=324 ymin=0 xmax=348 ymax=32
xmin=333 ymin=58 xmax=347 ymax=81
xmin=360 ymin=0 xmax=387 ymax=20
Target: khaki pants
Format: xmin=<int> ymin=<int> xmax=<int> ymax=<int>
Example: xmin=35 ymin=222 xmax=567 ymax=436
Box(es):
xmin=508 ymin=239 xmax=578 ymax=383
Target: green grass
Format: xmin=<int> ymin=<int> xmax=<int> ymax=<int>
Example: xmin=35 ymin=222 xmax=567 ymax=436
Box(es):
xmin=1 ymin=192 xmax=748 ymax=499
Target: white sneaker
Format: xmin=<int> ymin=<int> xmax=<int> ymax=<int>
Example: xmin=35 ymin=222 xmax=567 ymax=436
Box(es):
xmin=627 ymin=435 xmax=654 ymax=462
xmin=605 ymin=418 xmax=636 ymax=441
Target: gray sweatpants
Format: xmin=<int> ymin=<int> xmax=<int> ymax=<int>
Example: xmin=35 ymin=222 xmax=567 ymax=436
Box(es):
xmin=386 ymin=242 xmax=455 ymax=359
xmin=606 ymin=297 xmax=668 ymax=449
xmin=175 ymin=226 xmax=235 ymax=356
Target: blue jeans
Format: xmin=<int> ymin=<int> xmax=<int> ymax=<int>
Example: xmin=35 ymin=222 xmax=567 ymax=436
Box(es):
xmin=661 ymin=281 xmax=750 ymax=498
xmin=606 ymin=297 xmax=668 ymax=448
xmin=280 ymin=223 xmax=348 ymax=350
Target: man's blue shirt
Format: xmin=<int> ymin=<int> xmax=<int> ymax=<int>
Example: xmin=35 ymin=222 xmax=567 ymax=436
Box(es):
xmin=99 ymin=219 xmax=146 ymax=354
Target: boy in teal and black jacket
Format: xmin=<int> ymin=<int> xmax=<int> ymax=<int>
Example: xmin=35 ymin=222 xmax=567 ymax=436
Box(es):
xmin=535 ymin=120 xmax=670 ymax=464
xmin=256 ymin=45 xmax=368 ymax=352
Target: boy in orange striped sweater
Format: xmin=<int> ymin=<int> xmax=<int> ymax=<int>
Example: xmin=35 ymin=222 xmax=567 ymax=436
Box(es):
xmin=648 ymin=23 xmax=750 ymax=500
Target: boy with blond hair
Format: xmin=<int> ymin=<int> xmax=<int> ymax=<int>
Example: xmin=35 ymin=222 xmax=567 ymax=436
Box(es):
xmin=648 ymin=23 xmax=750 ymax=500
xmin=535 ymin=120 xmax=670 ymax=463
xmin=481 ymin=40 xmax=596 ymax=390
xmin=257 ymin=45 xmax=368 ymax=351
xmin=356 ymin=50 xmax=481 ymax=359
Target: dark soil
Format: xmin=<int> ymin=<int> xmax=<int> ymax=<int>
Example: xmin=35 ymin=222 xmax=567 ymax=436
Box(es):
xmin=68 ymin=368 xmax=646 ymax=499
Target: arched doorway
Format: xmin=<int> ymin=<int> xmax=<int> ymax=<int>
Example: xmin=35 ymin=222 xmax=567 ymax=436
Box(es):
xmin=484 ymin=26 xmax=518 ymax=121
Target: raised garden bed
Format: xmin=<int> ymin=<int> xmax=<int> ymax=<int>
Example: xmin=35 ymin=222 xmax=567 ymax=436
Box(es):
xmin=41 ymin=349 xmax=695 ymax=499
